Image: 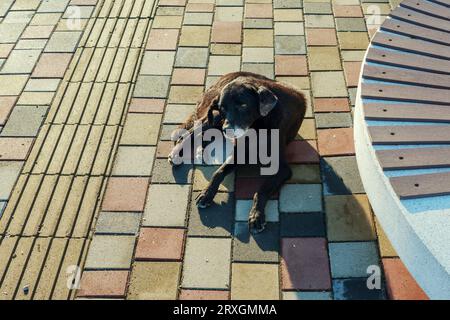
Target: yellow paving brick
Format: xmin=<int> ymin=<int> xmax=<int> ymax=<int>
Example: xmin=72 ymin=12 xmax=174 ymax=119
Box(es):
xmin=129 ymin=0 xmax=146 ymax=18
xmin=119 ymin=48 xmax=140 ymax=83
xmin=66 ymin=83 xmax=94 ymax=124
xmin=0 ymin=236 xmax=19 ymax=282
xmin=17 ymin=92 xmax=55 ymax=106
xmin=179 ymin=26 xmax=211 ymax=47
xmin=76 ymin=83 xmax=105 ymax=124
xmin=85 ymin=47 xmax=106 ymax=81
xmin=96 ymin=47 xmax=117 ymax=81
xmin=168 ymin=86 xmax=204 ymax=104
xmin=91 ymin=127 xmax=121 ymax=175
xmin=107 ymin=84 xmax=130 ymax=125
xmin=50 ymin=83 xmax=81 ymax=124
xmin=31 ymin=125 xmax=64 ymax=173
xmin=211 ymin=44 xmax=242 ymax=56
xmin=107 ymin=48 xmax=128 ymax=82
xmin=110 ymin=19 xmax=129 ymax=47
xmin=70 ymin=48 xmax=94 ymax=82
xmin=92 ymin=83 xmax=120 ymax=124
xmin=0 ymin=176 xmax=27 ymax=234
xmin=46 ymin=125 xmax=78 ymax=174
xmin=93 ymin=19 xmax=114 ymax=47
xmin=244 ymin=29 xmax=274 ymax=47
xmin=61 ymin=126 xmax=91 ymax=175
xmin=75 ymin=126 xmax=104 ymax=175
xmin=130 ymin=19 xmax=149 ymax=48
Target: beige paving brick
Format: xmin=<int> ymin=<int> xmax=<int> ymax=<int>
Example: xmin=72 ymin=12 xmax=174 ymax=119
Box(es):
xmin=308 ymin=46 xmax=342 ymax=71
xmin=276 ymin=76 xmax=310 ymax=90
xmin=211 ymin=43 xmax=242 ymax=55
xmin=17 ymin=92 xmax=55 ymax=105
xmin=141 ymin=51 xmax=176 ymax=75
xmin=0 ymin=161 xmax=23 ymax=200
xmin=274 ymin=22 xmax=304 ymax=35
xmin=168 ymin=86 xmax=204 ymax=104
xmin=244 ymin=29 xmax=273 ymax=47
xmin=215 ymin=6 xmax=243 ymax=22
xmin=311 ymin=71 xmax=348 ymax=97
xmin=242 ymin=48 xmax=274 ymax=63
xmin=231 ymin=263 xmax=279 ymax=300
xmin=153 ymin=15 xmax=183 ymax=28
xmin=297 ymin=118 xmax=317 ymax=140
xmin=305 ymin=14 xmax=335 ymax=28
xmin=30 ymin=13 xmax=62 ymax=26
xmin=274 ymin=9 xmax=303 ymax=21
xmin=338 ymin=32 xmax=369 ymax=50
xmin=375 ymin=218 xmax=398 ymax=257
xmin=179 ymin=26 xmax=211 ymax=47
xmin=208 ymin=56 xmax=241 ymax=75
xmin=121 ymin=114 xmax=162 ymax=146
xmin=193 ymin=166 xmax=235 ymax=192
xmin=0 ymin=75 xmax=28 ymax=95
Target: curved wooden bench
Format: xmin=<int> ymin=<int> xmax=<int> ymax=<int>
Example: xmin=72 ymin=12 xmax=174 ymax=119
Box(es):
xmin=354 ymin=0 xmax=450 ymax=299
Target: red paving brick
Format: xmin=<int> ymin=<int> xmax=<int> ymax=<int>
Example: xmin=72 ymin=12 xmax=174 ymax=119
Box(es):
xmin=32 ymin=53 xmax=72 ymax=78
xmin=186 ymin=3 xmax=214 ymax=12
xmin=129 ymin=98 xmax=165 ymax=113
xmin=383 ymin=258 xmax=429 ymax=300
xmin=156 ymin=140 xmax=173 ymax=158
xmin=179 ymin=290 xmax=230 ymax=300
xmin=285 ymin=140 xmax=320 ymax=163
xmin=102 ymin=177 xmax=149 ymax=212
xmin=235 ymin=177 xmax=279 ymax=199
xmin=0 ymin=138 xmax=33 ymax=160
xmin=281 ymin=238 xmax=331 ymax=290
xmin=317 ymin=128 xmax=355 ymax=156
xmin=135 ymin=227 xmax=185 ymax=261
xmin=343 ymin=61 xmax=362 ymax=87
xmin=245 ymin=4 xmax=273 ymax=18
xmin=306 ymin=29 xmax=338 ymax=46
xmin=77 ymin=271 xmax=129 ymax=298
xmin=146 ymin=29 xmax=180 ymax=51
xmin=0 ymin=96 xmax=17 ymax=125
xmin=211 ymin=22 xmax=242 ymax=43
xmin=172 ymin=68 xmax=205 ymax=85
xmin=313 ymin=97 xmax=350 ymax=113
xmin=333 ymin=5 xmax=364 ymax=17
xmin=275 ymin=55 xmax=308 ymax=76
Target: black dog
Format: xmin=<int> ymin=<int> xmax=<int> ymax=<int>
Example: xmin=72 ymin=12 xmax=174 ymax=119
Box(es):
xmin=169 ymin=72 xmax=306 ymax=233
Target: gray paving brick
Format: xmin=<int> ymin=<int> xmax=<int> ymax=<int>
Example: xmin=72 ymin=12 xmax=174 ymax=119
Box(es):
xmin=0 ymin=161 xmax=23 ymax=200
xmin=193 ymin=165 xmax=235 ymax=192
xmin=283 ymin=291 xmax=332 ymax=300
xmin=143 ymin=184 xmax=190 ymax=227
xmin=279 ymin=184 xmax=323 ymax=213
xmin=333 ymin=278 xmax=386 ymax=300
xmin=274 ymin=0 xmax=303 ymax=9
xmin=3 ymin=11 xmax=34 ymax=24
xmin=280 ymin=212 xmax=325 ymax=237
xmin=304 ymin=3 xmax=332 ymax=14
xmin=321 ymin=156 xmax=365 ymax=195
xmin=38 ymin=0 xmax=70 ymax=13
xmin=0 ymin=0 xmax=14 ymax=17
xmin=184 ymin=12 xmax=213 ymax=25
xmin=121 ymin=113 xmax=162 ymax=146
xmin=0 ymin=201 xmax=6 ymax=219
xmin=0 ymin=23 xmax=27 ymax=42
xmin=156 ymin=6 xmax=184 ymax=16
xmin=163 ymin=104 xmax=195 ymax=124
xmin=160 ymin=124 xmax=179 ymax=141
xmin=112 ymin=146 xmax=155 ymax=176
xmin=44 ymin=31 xmax=81 ymax=52
xmin=175 ymin=47 xmax=209 ymax=68
xmin=140 ymin=51 xmax=176 ymax=76
xmin=315 ymin=112 xmax=353 ymax=128
xmin=235 ymin=199 xmax=279 ymax=222
xmin=0 ymin=50 xmax=41 ymax=74
xmin=182 ymin=237 xmax=232 ymax=289
xmin=134 ymin=75 xmax=170 ymax=98
xmin=151 ymin=159 xmax=193 ymax=184
xmin=15 ymin=39 xmax=48 ymax=50
xmin=329 ymin=242 xmax=380 ymax=278
xmin=29 ymin=13 xmax=62 ymax=26
xmin=95 ymin=211 xmax=141 ymax=235
xmin=63 ymin=6 xmax=94 ymax=19
xmin=275 ymin=35 xmax=306 ymax=54
xmin=305 ymin=15 xmax=335 ymax=28
xmin=242 ymin=63 xmax=274 ymax=79
xmin=188 ymin=192 xmax=234 ymax=237
xmin=0 ymin=105 xmax=48 ymax=137
xmin=233 ymin=222 xmax=279 ymax=263
xmin=84 ymin=235 xmax=136 ymax=269
xmin=336 ymin=18 xmax=367 ymax=32
xmin=244 ymin=18 xmax=273 ymax=29
xmin=25 ymin=79 xmax=61 ymax=92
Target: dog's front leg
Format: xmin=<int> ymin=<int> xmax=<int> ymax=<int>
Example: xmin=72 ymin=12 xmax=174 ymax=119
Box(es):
xmin=196 ymin=153 xmax=236 ymax=208
xmin=249 ymin=158 xmax=292 ymax=233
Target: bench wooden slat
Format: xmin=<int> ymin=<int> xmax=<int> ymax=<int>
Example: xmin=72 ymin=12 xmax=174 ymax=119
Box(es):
xmin=364 ymin=103 xmax=450 ymax=122
xmin=369 ymin=125 xmax=450 ymax=144
xmin=391 ymin=7 xmax=450 ymax=32
xmin=401 ymin=0 xmax=450 ymax=20
xmin=363 ymin=65 xmax=450 ymax=89
xmin=377 ymin=147 xmax=450 ymax=170
xmin=362 ymin=83 xmax=450 ymax=105
xmin=381 ymin=18 xmax=450 ymax=46
xmin=366 ymin=48 xmax=450 ymax=74
xmin=390 ymin=171 xmax=450 ymax=198
xmin=431 ymin=0 xmax=450 ymax=7
xmin=372 ymin=32 xmax=450 ymax=60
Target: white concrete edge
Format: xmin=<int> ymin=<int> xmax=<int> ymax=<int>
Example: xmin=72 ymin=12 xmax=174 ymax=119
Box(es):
xmin=353 ymin=47 xmax=450 ymax=299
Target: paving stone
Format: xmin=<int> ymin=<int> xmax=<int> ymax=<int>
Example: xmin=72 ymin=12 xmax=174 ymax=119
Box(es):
xmin=304 ymin=2 xmax=332 ymax=14
xmin=305 ymin=15 xmax=334 ymax=28
xmin=146 ymin=29 xmax=179 ymax=51
xmin=243 ymin=29 xmax=273 ymax=47
xmin=325 ymin=194 xmax=376 ymax=241
xmin=383 ymin=258 xmax=428 ymax=300
xmin=274 ymin=22 xmax=304 ymax=36
xmin=163 ymin=104 xmax=195 ymax=124
xmin=38 ymin=0 xmax=70 ymax=13
xmin=285 ymin=140 xmax=319 ymax=163
xmin=128 ymin=261 xmax=181 ymax=300
xmin=341 ymin=50 xmax=365 ymax=62
xmin=242 ymin=48 xmax=273 ymax=63
xmin=180 ymin=290 xmax=230 ymax=300
xmin=276 ymin=76 xmax=309 ymax=90
xmin=306 ymin=28 xmax=337 ymax=46
xmin=182 ymin=237 xmax=232 ymax=289
xmin=3 ymin=10 xmax=34 ymax=24
xmin=0 ymin=137 xmax=33 ymax=160
xmin=274 ymin=0 xmax=303 ymax=9
xmin=231 ymin=263 xmax=279 ymax=300
xmin=279 ymin=184 xmax=322 ymax=213
xmin=193 ymin=165 xmax=234 ymax=192
xmin=280 ymin=212 xmax=325 ymax=237
xmin=321 ymin=156 xmax=364 ymax=195
xmin=0 ymin=23 xmax=26 ymax=42
xmin=32 ymin=53 xmax=72 ymax=78
xmin=0 ymin=201 xmax=6 ymax=219
xmin=140 ymin=51 xmax=175 ymax=75
xmin=362 ymin=3 xmax=391 ymax=15
xmin=215 ymin=6 xmax=243 ymax=22
xmin=101 ymin=177 xmax=149 ymax=212
xmin=112 ymin=146 xmax=155 ymax=176
xmin=314 ymin=97 xmax=350 ymax=113
xmin=0 ymin=44 xmax=14 ymax=59
xmin=343 ymin=61 xmax=362 ymax=87
xmin=317 ymin=127 xmax=355 ymax=156
xmin=17 ymin=91 xmax=55 ymax=105
xmin=211 ymin=21 xmax=242 ymax=43
xmin=44 ymin=31 xmax=81 ymax=52
xmin=186 ymin=3 xmax=215 ymax=12
xmin=77 ymin=271 xmax=128 ymax=298
xmin=143 ymin=184 xmax=190 ymax=227
xmin=159 ymin=0 xmax=186 ymax=5
xmin=0 ymin=161 xmax=22 ymax=200
xmin=235 ymin=199 xmax=278 ymax=222
xmin=84 ymin=235 xmax=135 ymax=269
xmin=235 ymin=177 xmax=279 ymax=199
xmin=0 ymin=75 xmax=28 ymax=95
xmin=135 ymin=227 xmax=185 ymax=261
xmin=121 ymin=114 xmax=162 ymax=145
xmin=95 ymin=211 xmax=141 ymax=235
xmin=175 ymin=47 xmax=209 ymax=68
xmin=283 ymin=291 xmax=332 ymax=300
xmin=315 ymin=112 xmax=352 ymax=128
xmin=329 ymin=241 xmax=380 ymax=278
xmin=0 ymin=105 xmax=47 ymax=137
xmin=333 ymin=278 xmax=386 ymax=300
xmin=274 ymin=9 xmax=303 ymax=21
xmin=153 ymin=15 xmax=183 ymax=28
xmin=348 ymin=87 xmax=357 ymax=106
xmin=184 ymin=12 xmax=214 ymax=25
xmin=275 ymin=35 xmax=306 ymax=54
xmin=29 ymin=13 xmax=62 ymax=25
xmin=244 ymin=18 xmax=273 ymax=29
xmin=242 ymin=63 xmax=274 ymax=79
xmin=168 ymin=86 xmax=204 ymax=104
xmin=155 ymin=140 xmax=173 ymax=158
xmin=245 ymin=3 xmax=273 ymax=18
xmin=25 ymin=79 xmax=60 ymax=92
xmin=338 ymin=32 xmax=369 ymax=49
xmin=0 ymin=50 xmax=41 ymax=74
xmin=333 ymin=5 xmax=363 ymax=17
xmin=336 ymin=17 xmax=367 ymax=31
xmin=311 ymin=71 xmax=348 ymax=97
xmin=281 ymin=238 xmax=331 ymax=290
xmin=275 ymin=55 xmax=307 ymax=76
xmin=308 ymin=46 xmax=341 ymax=71
xmin=172 ymin=68 xmax=205 ymax=86
xmin=134 ymin=75 xmax=170 ymax=98
xmin=375 ymin=219 xmax=397 ymax=257
xmin=211 ymin=43 xmax=242 ymax=55
xmin=11 ymin=0 xmax=41 ymax=10
xmin=160 ymin=124 xmax=180 ymax=141
xmin=0 ymin=96 xmax=16 ymax=125
xmin=188 ymin=192 xmax=234 ymax=237
xmin=296 ymin=118 xmax=316 ymax=140
xmin=128 ymin=98 xmax=165 ymax=113
xmin=63 ymin=5 xmax=94 ymax=19
xmin=179 ymin=26 xmax=211 ymax=47
xmin=208 ymin=55 xmax=241 ymax=76
xmin=287 ymin=164 xmax=321 ymax=183
xmin=233 ymin=222 xmax=279 ymax=263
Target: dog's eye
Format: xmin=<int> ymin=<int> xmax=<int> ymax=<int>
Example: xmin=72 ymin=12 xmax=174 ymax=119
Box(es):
xmin=241 ymin=104 xmax=247 ymax=108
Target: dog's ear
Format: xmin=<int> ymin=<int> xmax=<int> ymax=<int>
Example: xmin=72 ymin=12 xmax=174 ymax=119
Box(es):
xmin=258 ymin=86 xmax=278 ymax=116
xmin=207 ymin=97 xmax=220 ymax=126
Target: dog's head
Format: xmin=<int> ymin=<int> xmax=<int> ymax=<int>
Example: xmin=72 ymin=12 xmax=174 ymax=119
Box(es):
xmin=216 ymin=77 xmax=278 ymax=139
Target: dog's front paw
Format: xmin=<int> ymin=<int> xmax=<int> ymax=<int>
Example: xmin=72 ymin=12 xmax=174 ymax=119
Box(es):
xmin=248 ymin=208 xmax=266 ymax=234
xmin=195 ymin=189 xmax=215 ymax=208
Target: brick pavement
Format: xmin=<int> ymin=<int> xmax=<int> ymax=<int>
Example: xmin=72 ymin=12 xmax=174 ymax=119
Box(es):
xmin=0 ymin=0 xmax=428 ymax=300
